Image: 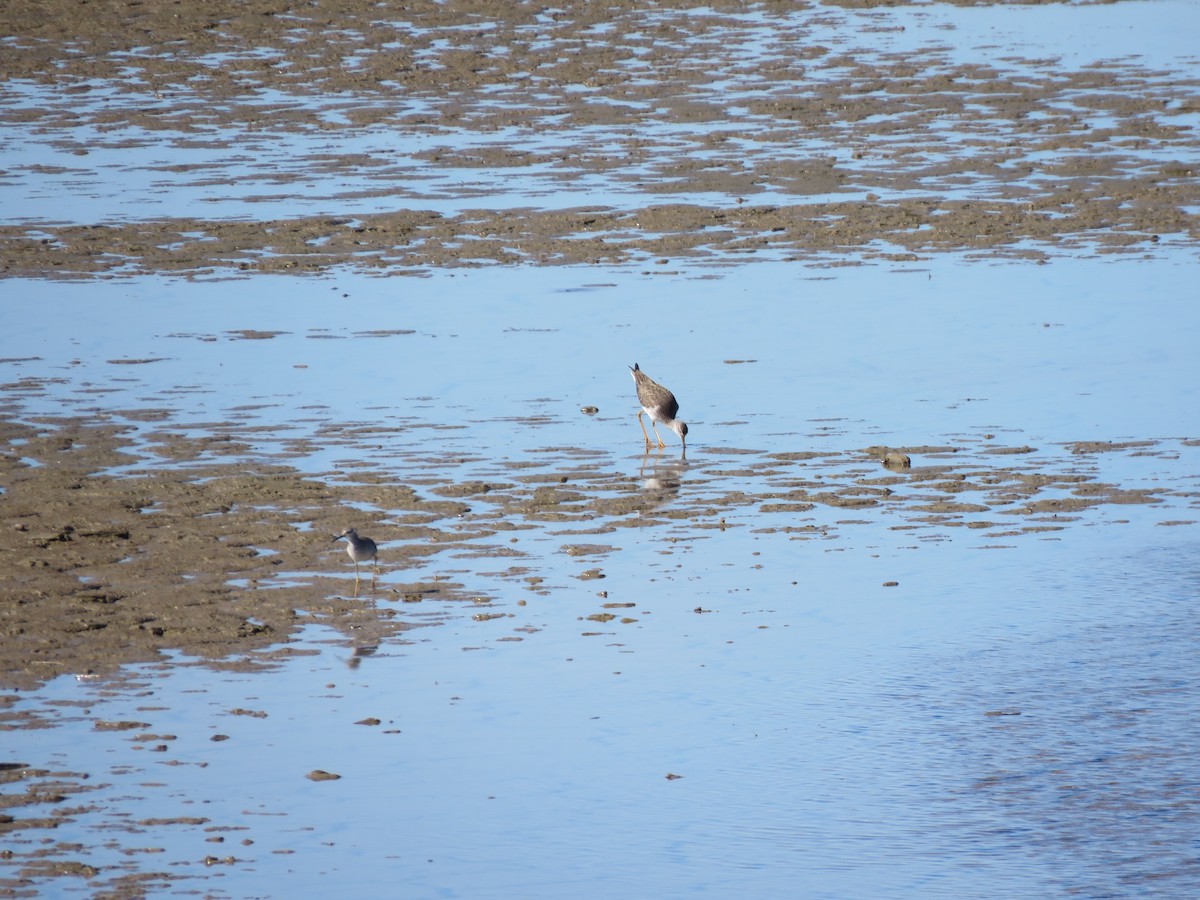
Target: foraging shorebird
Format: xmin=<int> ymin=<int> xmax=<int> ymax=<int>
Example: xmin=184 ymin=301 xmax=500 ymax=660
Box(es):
xmin=630 ymin=363 xmax=688 ymax=453
xmin=332 ymin=527 xmax=378 ymax=593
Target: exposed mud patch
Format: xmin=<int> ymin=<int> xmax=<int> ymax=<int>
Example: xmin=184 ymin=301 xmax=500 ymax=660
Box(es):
xmin=2 ymin=0 xmax=1197 ymax=277
xmin=2 ymin=411 xmax=1195 ymax=691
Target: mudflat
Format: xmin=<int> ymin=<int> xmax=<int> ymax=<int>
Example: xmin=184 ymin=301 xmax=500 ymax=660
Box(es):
xmin=1 ymin=0 xmax=1197 ymax=687
xmin=1 ymin=0 xmax=1196 ymax=276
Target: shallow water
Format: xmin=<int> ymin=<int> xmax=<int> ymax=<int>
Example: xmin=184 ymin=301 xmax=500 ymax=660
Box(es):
xmin=3 ymin=479 xmax=1197 ymax=898
xmin=7 ymin=255 xmax=1199 ymax=445
xmin=3 ymin=0 xmax=1200 ymax=895
xmin=3 ymin=253 xmax=1200 ymax=897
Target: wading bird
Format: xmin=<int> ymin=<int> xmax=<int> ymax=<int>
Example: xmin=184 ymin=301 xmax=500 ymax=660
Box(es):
xmin=630 ymin=363 xmax=688 ymax=454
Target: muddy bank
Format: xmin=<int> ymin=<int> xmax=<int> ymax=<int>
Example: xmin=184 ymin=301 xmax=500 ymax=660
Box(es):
xmin=0 ymin=418 xmax=397 ymax=690
xmin=2 ymin=0 xmax=1197 ymax=276
xmin=2 ymin=193 xmax=1192 ymax=279
xmin=2 ymin=411 xmax=1195 ymax=691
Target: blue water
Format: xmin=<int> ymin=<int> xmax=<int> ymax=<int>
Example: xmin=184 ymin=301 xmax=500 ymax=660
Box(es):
xmin=3 ymin=0 xmax=1199 ymax=894
xmin=5 ymin=493 xmax=1197 ymax=898
xmin=4 ymin=250 xmax=1200 ymax=897
xmin=5 ymin=254 xmax=1198 ymax=450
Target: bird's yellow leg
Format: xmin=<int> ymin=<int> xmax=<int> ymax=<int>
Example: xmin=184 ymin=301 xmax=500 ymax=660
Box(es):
xmin=652 ymin=422 xmax=666 ymax=449
xmin=636 ymin=411 xmax=653 ymax=447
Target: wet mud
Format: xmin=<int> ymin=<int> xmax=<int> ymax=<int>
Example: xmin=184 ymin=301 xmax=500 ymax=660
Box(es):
xmin=2 ymin=0 xmax=1190 ymax=691
xmin=1 ymin=412 xmax=1195 ymax=692
xmin=1 ymin=0 xmax=1198 ymax=276
xmin=1 ymin=4 xmax=1198 ymax=892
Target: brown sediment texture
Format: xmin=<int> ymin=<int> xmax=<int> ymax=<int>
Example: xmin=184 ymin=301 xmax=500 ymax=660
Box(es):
xmin=0 ymin=0 xmax=1197 ymax=278
xmin=2 ymin=5 xmax=1198 ymax=895
xmin=1 ymin=410 xmax=1195 ymax=691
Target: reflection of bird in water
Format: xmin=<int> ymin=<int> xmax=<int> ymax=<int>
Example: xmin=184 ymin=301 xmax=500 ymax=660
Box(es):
xmin=638 ymin=455 xmax=685 ymax=508
xmin=332 ymin=527 xmax=378 ymax=595
xmin=630 ymin=363 xmax=688 ymax=454
xmin=347 ymin=644 xmax=379 ymax=670
xmin=641 ymin=472 xmax=682 ymax=497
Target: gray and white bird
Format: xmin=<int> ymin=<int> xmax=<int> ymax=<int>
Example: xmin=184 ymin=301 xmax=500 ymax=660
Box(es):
xmin=332 ymin=527 xmax=378 ymax=591
xmin=630 ymin=363 xmax=688 ymax=453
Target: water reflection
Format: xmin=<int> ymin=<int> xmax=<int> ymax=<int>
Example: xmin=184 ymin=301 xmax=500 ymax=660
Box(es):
xmin=346 ymin=643 xmax=379 ymax=669
xmin=639 ymin=453 xmax=686 ymax=505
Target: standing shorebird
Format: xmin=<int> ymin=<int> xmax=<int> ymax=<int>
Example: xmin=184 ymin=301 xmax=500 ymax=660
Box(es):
xmin=332 ymin=527 xmax=378 ymax=593
xmin=630 ymin=363 xmax=688 ymax=453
